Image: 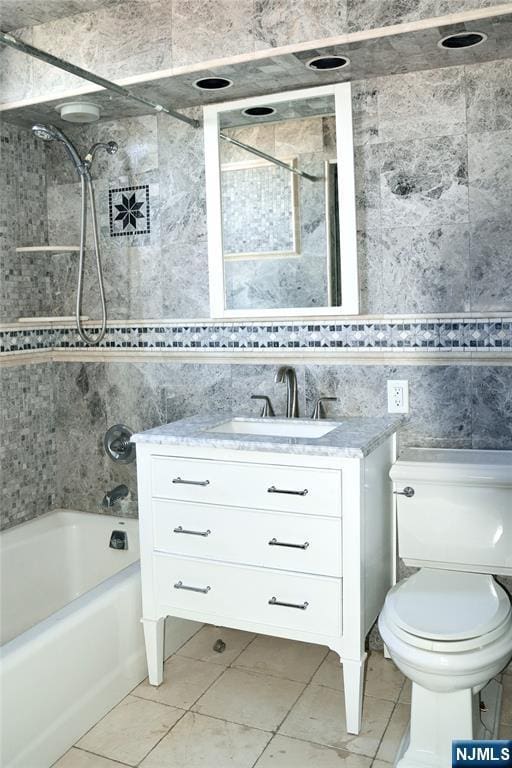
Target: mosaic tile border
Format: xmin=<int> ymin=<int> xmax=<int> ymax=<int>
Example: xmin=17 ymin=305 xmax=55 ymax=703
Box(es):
xmin=1 ymin=319 xmax=511 ymax=355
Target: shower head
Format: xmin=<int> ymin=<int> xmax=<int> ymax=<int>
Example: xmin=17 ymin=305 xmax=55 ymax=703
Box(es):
xmin=32 ymin=124 xmax=57 ymax=141
xmin=31 ymin=123 xmax=85 ymax=175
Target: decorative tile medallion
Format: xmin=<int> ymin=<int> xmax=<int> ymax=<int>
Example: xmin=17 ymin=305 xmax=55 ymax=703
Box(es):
xmin=109 ymin=184 xmax=150 ymax=237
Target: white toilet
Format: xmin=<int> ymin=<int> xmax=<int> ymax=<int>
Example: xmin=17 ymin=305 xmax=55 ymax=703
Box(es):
xmin=379 ymin=448 xmax=512 ymax=768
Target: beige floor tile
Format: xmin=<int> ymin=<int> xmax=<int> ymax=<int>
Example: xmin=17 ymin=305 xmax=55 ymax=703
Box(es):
xmin=279 ymin=685 xmax=394 ymax=758
xmin=372 ymin=761 xmax=392 ymax=767
xmin=233 ymin=635 xmax=328 ymax=683
xmin=76 ymin=695 xmax=182 ymax=766
xmin=375 ymin=703 xmax=409 ymax=764
xmin=398 ymin=679 xmax=411 ymax=704
xmin=311 ymin=651 xmax=343 ymax=689
xmin=254 ymin=734 xmax=373 ymax=768
xmin=140 ymin=711 xmax=271 ymax=768
xmin=499 ymin=722 xmax=512 ymax=738
xmin=365 ymin=653 xmax=404 ymax=702
xmin=501 ymin=674 xmax=512 ymax=725
xmin=133 ymin=654 xmax=224 ymax=709
xmin=53 ymin=748 xmax=131 ymax=767
xmin=311 ymin=652 xmax=403 ymax=703
xmin=175 ymin=625 xmax=256 ymax=665
xmin=192 ymin=667 xmax=305 ymax=731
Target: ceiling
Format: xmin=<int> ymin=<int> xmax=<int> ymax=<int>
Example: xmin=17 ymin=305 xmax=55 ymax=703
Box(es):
xmin=1 ymin=12 xmax=512 ymax=128
xmin=0 ymin=0 xmax=116 ymax=32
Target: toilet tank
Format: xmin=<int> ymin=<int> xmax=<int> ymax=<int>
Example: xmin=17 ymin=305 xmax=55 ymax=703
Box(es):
xmin=390 ymin=448 xmax=512 ymax=576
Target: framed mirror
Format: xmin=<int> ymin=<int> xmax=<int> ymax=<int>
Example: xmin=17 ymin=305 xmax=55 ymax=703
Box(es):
xmin=204 ymin=83 xmax=358 ymax=319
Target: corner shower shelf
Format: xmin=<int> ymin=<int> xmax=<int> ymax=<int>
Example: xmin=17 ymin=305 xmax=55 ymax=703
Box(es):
xmin=16 ymin=246 xmax=80 ymax=253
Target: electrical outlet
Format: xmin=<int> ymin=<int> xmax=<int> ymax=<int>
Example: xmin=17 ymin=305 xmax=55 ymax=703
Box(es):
xmin=387 ymin=380 xmax=409 ymax=414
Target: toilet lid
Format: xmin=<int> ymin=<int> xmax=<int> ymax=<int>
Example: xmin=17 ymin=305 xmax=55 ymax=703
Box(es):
xmin=385 ymin=569 xmax=511 ymax=641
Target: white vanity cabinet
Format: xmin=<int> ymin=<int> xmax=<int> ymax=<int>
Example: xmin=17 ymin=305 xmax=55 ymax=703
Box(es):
xmin=134 ymin=420 xmax=397 ymax=735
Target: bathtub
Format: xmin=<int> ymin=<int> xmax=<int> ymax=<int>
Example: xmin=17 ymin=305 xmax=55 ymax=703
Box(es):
xmin=0 ymin=510 xmax=200 ymax=768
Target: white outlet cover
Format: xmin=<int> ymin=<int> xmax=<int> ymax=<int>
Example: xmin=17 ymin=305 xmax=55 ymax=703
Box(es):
xmin=387 ymin=379 xmax=409 ymax=413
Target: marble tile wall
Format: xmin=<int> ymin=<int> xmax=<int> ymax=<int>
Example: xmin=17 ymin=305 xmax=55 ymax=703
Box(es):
xmin=36 ymin=57 xmax=512 ymax=324
xmin=51 ymin=360 xmax=512 ymax=518
xmin=0 ymin=121 xmax=50 ymax=323
xmin=0 ymin=362 xmax=56 ymax=530
xmin=0 ymin=1 xmax=505 ymax=105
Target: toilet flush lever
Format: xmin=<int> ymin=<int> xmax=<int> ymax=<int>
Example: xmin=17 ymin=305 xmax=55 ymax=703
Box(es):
xmin=393 ymin=486 xmax=415 ymax=498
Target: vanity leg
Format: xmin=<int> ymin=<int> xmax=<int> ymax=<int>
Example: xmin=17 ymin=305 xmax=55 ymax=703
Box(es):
xmin=343 ymin=655 xmax=366 ymax=735
xmin=142 ymin=617 xmax=165 ymax=686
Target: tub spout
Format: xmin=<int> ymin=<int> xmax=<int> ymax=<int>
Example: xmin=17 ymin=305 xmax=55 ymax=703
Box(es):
xmin=102 ymin=484 xmax=129 ymax=508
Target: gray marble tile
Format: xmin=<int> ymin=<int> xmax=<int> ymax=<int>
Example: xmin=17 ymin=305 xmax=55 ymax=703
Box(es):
xmin=379 ymin=134 xmax=469 ymax=228
xmin=304 ymin=364 xmax=473 ymax=449
xmin=466 ymin=59 xmax=512 ymax=134
xmin=470 ymin=220 xmax=512 ymax=312
xmin=171 ymin=0 xmax=255 ymax=67
xmin=471 ymin=367 xmax=512 ymax=450
xmin=54 ymin=363 xmax=111 ymax=514
xmin=468 ymin=129 xmax=512 ymax=225
xmin=351 ymin=80 xmax=379 ymax=147
xmin=253 ymin=0 xmax=347 ymax=49
xmin=157 ymin=109 xmax=206 ymax=245
xmin=377 ymin=65 xmax=466 ymax=143
xmin=379 ymin=224 xmax=470 ymax=313
xmin=357 ymin=229 xmax=383 ymax=314
xmin=159 ymin=240 xmax=210 ymax=319
xmin=30 ymin=1 xmax=173 ymax=98
xmin=0 ymin=27 xmax=33 ymax=104
xmin=164 ymin=364 xmax=233 ymax=422
xmin=354 ymin=144 xmax=382 ymax=231
xmin=396 ymin=365 xmax=473 ymax=449
xmin=347 ymin=0 xmax=496 ymax=32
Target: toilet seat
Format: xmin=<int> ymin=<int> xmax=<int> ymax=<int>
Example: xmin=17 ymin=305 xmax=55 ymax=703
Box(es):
xmin=384 ymin=569 xmax=511 ymax=648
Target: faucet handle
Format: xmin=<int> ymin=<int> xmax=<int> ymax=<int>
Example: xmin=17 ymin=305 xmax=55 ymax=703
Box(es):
xmin=310 ymin=397 xmax=337 ymax=420
xmin=251 ymin=395 xmax=275 ymax=418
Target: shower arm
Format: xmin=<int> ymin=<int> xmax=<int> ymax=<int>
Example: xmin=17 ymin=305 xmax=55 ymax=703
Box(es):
xmin=219 ymin=132 xmax=320 ymax=181
xmin=0 ymin=31 xmax=199 ymax=129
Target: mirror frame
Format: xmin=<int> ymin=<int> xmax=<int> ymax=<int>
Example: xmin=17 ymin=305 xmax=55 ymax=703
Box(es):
xmin=204 ymin=83 xmax=359 ymax=319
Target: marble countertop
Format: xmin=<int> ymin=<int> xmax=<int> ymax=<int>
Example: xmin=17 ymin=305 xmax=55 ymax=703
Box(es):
xmin=132 ymin=413 xmax=404 ymax=458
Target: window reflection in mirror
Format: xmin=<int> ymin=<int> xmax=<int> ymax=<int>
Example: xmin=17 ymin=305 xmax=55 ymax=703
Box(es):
xmin=219 ymin=95 xmax=340 ymax=311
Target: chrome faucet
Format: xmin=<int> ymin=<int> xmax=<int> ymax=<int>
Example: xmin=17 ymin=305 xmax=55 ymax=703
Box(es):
xmin=275 ymin=366 xmax=299 ymax=418
xmin=101 ymin=484 xmax=129 ymax=508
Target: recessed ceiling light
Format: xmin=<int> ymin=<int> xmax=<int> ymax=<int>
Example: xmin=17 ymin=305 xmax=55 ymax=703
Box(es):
xmin=193 ymin=77 xmax=233 ymax=91
xmin=438 ymin=31 xmax=487 ymax=49
xmin=306 ymin=55 xmax=350 ymax=71
xmin=242 ymin=106 xmax=276 ymax=117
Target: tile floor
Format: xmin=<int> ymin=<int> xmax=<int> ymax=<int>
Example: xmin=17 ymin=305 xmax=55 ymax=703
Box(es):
xmin=54 ymin=626 xmax=512 ymax=768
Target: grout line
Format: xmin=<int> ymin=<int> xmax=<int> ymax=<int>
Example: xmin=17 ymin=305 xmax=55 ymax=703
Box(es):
xmin=67 ymin=745 xmax=135 ymax=767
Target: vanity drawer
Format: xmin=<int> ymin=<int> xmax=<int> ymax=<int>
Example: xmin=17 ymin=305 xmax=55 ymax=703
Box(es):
xmin=151 ymin=456 xmax=341 ymax=516
xmin=154 ymin=553 xmax=341 ymax=637
xmin=153 ymin=499 xmax=342 ymax=577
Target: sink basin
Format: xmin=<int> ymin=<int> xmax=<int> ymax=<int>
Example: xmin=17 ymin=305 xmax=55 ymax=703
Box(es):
xmin=206 ymin=418 xmax=338 ymax=439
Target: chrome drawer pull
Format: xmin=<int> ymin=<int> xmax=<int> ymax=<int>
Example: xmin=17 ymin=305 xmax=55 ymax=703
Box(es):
xmin=172 ymin=477 xmax=210 ymax=487
xmin=393 ymin=486 xmax=415 ymax=498
xmin=269 ymin=597 xmax=308 ymax=610
xmin=173 ymin=526 xmax=211 ymax=537
xmin=174 ymin=580 xmax=211 ymax=594
xmin=267 ymin=485 xmax=308 ymax=497
xmin=269 ymin=537 xmax=309 ymax=550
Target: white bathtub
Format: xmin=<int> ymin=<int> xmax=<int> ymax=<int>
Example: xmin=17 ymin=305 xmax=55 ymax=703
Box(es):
xmin=0 ymin=510 xmax=199 ymax=768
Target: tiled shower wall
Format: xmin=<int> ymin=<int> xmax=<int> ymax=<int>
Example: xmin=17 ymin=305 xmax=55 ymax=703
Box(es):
xmin=0 ymin=121 xmax=49 ymax=322
xmin=5 ymin=56 xmax=507 ymax=324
